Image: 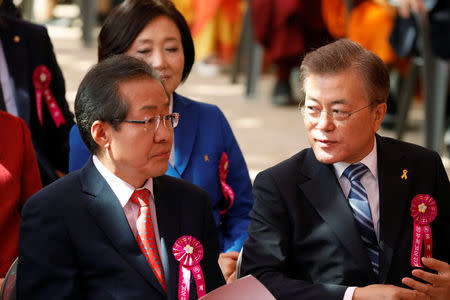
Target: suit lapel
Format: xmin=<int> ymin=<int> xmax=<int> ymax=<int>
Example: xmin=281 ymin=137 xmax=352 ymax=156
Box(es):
xmin=376 ymin=136 xmax=410 ymax=283
xmin=81 ymin=159 xmax=166 ymax=296
xmin=153 ymin=176 xmax=182 ymax=299
xmin=0 ymin=19 xmax=31 ymax=124
xmin=298 ymin=150 xmax=376 ymax=280
xmin=172 ymin=93 xmax=198 ymax=176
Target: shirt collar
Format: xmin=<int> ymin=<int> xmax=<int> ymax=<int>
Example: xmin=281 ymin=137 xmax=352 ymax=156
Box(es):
xmin=333 ymin=137 xmax=378 ymax=179
xmin=93 ymin=155 xmax=154 ymax=207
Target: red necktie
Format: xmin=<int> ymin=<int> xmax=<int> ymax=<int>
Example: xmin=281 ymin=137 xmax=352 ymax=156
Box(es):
xmin=130 ymin=189 xmax=166 ymax=291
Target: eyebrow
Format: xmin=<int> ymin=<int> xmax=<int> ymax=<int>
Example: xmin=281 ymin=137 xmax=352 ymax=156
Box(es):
xmin=135 ymin=37 xmax=179 ymax=45
xmin=140 ymin=100 xmax=170 ymax=111
xmin=140 ymin=105 xmax=157 ymax=111
xmin=306 ymin=97 xmax=348 ymax=105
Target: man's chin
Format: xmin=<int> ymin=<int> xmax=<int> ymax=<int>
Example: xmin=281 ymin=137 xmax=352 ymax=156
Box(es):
xmin=312 ymin=148 xmax=340 ymax=165
xmin=143 ymin=163 xmax=169 ymax=179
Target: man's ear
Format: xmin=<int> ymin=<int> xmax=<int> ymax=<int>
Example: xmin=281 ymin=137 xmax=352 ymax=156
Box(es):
xmin=375 ymin=102 xmax=387 ymax=121
xmin=91 ymin=120 xmax=111 ymax=149
xmin=373 ymin=102 xmax=387 ymax=131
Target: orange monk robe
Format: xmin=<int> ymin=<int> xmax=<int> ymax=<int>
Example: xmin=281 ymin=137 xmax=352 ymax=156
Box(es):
xmin=172 ymin=0 xmax=195 ymax=25
xmin=321 ymin=0 xmax=348 ymax=39
xmin=348 ymin=1 xmax=397 ymax=64
xmin=173 ymin=0 xmax=244 ymax=63
xmin=322 ymin=0 xmax=397 ymax=65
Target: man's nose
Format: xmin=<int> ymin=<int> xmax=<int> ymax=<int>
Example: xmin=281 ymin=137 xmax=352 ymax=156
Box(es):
xmin=153 ymin=121 xmax=171 ymax=142
xmin=315 ymin=111 xmax=335 ymax=131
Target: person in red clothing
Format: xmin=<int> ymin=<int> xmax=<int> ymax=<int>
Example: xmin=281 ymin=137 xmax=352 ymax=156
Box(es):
xmin=251 ymin=0 xmax=331 ymax=105
xmin=0 ymin=111 xmax=42 ymax=284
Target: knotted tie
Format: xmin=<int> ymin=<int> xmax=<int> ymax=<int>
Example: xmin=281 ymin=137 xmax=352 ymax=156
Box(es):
xmin=131 ymin=189 xmax=166 ymax=291
xmin=343 ymin=163 xmax=380 ymax=275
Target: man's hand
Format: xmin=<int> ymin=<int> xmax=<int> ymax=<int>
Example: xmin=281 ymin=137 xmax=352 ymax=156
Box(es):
xmin=353 ymin=284 xmax=430 ymax=300
xmin=398 ymin=0 xmax=428 ymax=18
xmin=218 ymin=251 xmax=239 ymax=284
xmin=402 ymin=257 xmax=450 ymax=300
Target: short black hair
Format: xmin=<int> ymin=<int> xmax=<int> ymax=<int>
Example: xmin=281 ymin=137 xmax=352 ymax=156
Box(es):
xmin=74 ymin=55 xmax=164 ymax=154
xmin=98 ymin=0 xmax=194 ymax=82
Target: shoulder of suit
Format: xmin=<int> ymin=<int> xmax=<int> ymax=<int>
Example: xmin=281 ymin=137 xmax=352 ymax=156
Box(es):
xmin=378 ymin=135 xmax=440 ymax=160
xmin=259 ymin=148 xmax=313 ymax=178
xmin=174 ymin=93 xmax=221 ymax=114
xmin=2 ymin=16 xmax=47 ymax=35
xmin=155 ymin=175 xmax=209 ymax=196
xmin=24 ymin=171 xmax=81 ymax=211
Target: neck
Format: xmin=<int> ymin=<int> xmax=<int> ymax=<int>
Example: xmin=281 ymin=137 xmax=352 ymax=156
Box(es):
xmin=96 ymin=154 xmax=147 ymax=188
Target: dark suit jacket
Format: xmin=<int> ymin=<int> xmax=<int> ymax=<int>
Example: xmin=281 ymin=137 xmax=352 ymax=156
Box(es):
xmin=0 ymin=16 xmax=74 ymax=185
xmin=17 ymin=159 xmax=225 ymax=300
xmin=241 ymin=135 xmax=450 ymax=299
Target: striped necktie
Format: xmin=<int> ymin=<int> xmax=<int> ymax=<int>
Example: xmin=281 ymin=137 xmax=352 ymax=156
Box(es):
xmin=343 ymin=163 xmax=379 ymax=275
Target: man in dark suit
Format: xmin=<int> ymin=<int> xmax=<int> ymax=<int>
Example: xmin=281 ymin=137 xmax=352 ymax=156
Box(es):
xmin=241 ymin=39 xmax=450 ymax=300
xmin=17 ymin=55 xmax=225 ymax=299
xmin=0 ymin=1 xmax=74 ymax=185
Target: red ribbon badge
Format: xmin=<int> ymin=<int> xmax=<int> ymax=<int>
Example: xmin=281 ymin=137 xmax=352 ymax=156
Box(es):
xmin=410 ymin=194 xmax=437 ymax=267
xmin=32 ymin=65 xmax=66 ymax=128
xmin=172 ymin=236 xmax=206 ymax=299
xmin=219 ymin=152 xmax=235 ymax=215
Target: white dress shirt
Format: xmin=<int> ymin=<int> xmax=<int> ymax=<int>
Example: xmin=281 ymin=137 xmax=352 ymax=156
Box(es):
xmin=0 ymin=39 xmax=18 ymax=116
xmin=333 ymin=138 xmax=379 ymax=300
xmin=92 ymin=155 xmax=163 ymax=257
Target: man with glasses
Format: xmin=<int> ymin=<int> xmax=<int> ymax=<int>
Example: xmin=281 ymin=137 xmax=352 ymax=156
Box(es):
xmin=241 ymin=39 xmax=449 ymax=300
xmin=17 ymin=55 xmax=225 ymax=299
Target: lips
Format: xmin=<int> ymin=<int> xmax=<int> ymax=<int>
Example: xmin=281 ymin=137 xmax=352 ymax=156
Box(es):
xmin=152 ymin=150 xmax=171 ymax=159
xmin=314 ymin=138 xmax=337 ymax=146
xmin=159 ymin=74 xmax=170 ymax=82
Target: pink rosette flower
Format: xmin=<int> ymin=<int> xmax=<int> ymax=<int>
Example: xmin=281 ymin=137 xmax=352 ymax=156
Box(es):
xmin=410 ymin=194 xmax=437 ymax=225
xmin=173 ymin=236 xmax=205 ymax=299
xmin=410 ymin=194 xmax=437 ymax=268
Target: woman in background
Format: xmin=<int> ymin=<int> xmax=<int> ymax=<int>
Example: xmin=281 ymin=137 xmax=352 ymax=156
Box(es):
xmin=68 ymin=0 xmax=253 ymax=283
xmin=0 ymin=111 xmax=42 ymax=286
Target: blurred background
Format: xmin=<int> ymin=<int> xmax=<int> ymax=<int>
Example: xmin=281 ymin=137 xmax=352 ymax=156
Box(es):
xmin=10 ymin=0 xmax=450 ymax=177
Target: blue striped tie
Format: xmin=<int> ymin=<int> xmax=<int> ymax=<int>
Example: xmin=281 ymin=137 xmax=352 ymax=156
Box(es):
xmin=343 ymin=163 xmax=379 ymax=275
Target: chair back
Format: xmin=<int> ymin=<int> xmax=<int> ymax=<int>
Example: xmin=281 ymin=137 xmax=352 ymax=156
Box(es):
xmin=0 ymin=258 xmax=18 ymax=300
xmin=235 ymin=248 xmax=243 ymax=279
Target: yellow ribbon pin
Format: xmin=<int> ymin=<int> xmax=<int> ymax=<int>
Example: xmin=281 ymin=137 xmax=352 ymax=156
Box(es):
xmin=204 ymin=155 xmax=209 ymax=162
xmin=401 ymin=169 xmax=408 ymax=180
xmin=13 ymin=35 xmax=20 ymax=43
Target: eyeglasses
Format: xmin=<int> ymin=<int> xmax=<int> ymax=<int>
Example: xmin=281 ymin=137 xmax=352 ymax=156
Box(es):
xmin=300 ymin=104 xmax=372 ymax=122
xmin=121 ymin=112 xmax=180 ymax=131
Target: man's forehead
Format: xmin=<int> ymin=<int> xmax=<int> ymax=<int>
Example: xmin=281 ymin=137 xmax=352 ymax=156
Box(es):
xmin=303 ymin=70 xmax=367 ymax=105
xmin=305 ymin=68 xmax=359 ymax=83
xmin=119 ymin=77 xmax=168 ymax=100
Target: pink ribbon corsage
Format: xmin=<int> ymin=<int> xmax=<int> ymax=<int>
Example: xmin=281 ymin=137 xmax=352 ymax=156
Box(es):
xmin=32 ymin=65 xmax=66 ymax=127
xmin=173 ymin=236 xmax=205 ymax=299
xmin=410 ymin=194 xmax=437 ymax=267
